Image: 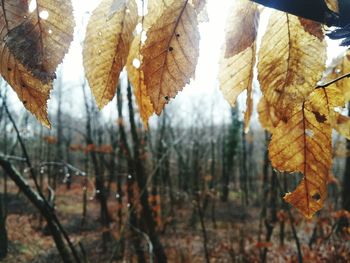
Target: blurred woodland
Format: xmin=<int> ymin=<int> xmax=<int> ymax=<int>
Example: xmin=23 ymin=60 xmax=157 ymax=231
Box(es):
xmin=0 ymin=0 xmax=350 ymax=262
xmin=0 ymin=76 xmax=349 ymax=262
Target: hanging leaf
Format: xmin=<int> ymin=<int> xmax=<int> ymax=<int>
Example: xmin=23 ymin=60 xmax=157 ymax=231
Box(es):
xmin=218 ymin=0 xmax=260 ymax=132
xmin=141 ymin=0 xmax=200 ymax=115
xmin=258 ymin=11 xmax=327 ymax=120
xmin=126 ymin=37 xmax=154 ymax=128
xmin=83 ymin=0 xmax=138 ymax=109
xmin=0 ymin=56 xmax=52 ymax=127
xmin=5 ymin=0 xmax=74 ymax=83
xmin=0 ymin=0 xmax=74 ymax=127
xmin=126 ymin=0 xmax=173 ymax=126
xmin=269 ymin=88 xmax=334 ymax=218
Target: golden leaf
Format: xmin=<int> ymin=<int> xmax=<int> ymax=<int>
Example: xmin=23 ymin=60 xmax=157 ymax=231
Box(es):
xmin=126 ymin=37 xmax=154 ymax=128
xmin=141 ymin=0 xmax=200 ymax=115
xmin=218 ymin=0 xmax=259 ymax=132
xmin=258 ymin=11 xmax=327 ymax=120
xmin=269 ymin=88 xmax=333 ymax=218
xmin=257 ymin=97 xmax=279 ymax=133
xmin=83 ymin=0 xmax=138 ymax=109
xmin=126 ymin=0 xmax=172 ymax=127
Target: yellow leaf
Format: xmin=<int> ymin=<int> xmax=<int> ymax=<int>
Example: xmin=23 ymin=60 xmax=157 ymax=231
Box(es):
xmin=257 ymin=97 xmax=279 ymax=133
xmin=218 ymin=0 xmax=259 ymax=132
xmin=331 ymin=53 xmax=350 ymax=102
xmin=269 ymin=89 xmax=333 ymax=218
xmin=126 ymin=0 xmax=172 ymax=127
xmin=83 ymin=0 xmax=138 ymax=109
xmin=126 ymin=37 xmax=154 ymax=128
xmin=141 ymin=0 xmax=200 ymax=115
xmin=258 ymin=11 xmax=327 ymax=120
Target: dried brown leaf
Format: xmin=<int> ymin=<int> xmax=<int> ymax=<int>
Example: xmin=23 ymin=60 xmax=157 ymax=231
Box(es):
xmin=0 ymin=51 xmax=51 ymax=127
xmin=5 ymin=0 xmax=74 ymax=83
xmin=141 ymin=0 xmax=200 ymax=115
xmin=0 ymin=0 xmax=74 ymax=127
xmin=83 ymin=0 xmax=138 ymax=109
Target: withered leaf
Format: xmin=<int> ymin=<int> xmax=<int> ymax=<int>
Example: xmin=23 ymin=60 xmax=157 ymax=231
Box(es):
xmin=0 ymin=52 xmax=51 ymax=127
xmin=258 ymin=11 xmax=327 ymax=120
xmin=141 ymin=0 xmax=200 ymax=115
xmin=83 ymin=0 xmax=138 ymax=109
xmin=269 ymin=89 xmax=333 ymax=218
xmin=219 ymin=0 xmax=259 ymax=132
xmin=126 ymin=36 xmax=154 ymax=128
xmin=5 ymin=0 xmax=74 ymax=83
xmin=0 ymin=0 xmax=74 ymax=127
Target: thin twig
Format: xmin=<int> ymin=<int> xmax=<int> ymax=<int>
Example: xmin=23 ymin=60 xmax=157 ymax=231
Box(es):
xmin=316 ymin=72 xmax=350 ymax=89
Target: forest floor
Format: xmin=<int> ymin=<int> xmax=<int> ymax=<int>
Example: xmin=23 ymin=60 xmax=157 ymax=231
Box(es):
xmin=1 ymin=181 xmax=350 ymax=263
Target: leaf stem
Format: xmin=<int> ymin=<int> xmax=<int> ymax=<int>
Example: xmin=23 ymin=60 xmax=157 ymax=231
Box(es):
xmin=316 ymin=72 xmax=350 ymax=89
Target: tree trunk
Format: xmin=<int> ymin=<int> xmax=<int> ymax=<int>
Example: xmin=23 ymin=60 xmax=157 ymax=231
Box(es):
xmin=0 ymin=155 xmax=73 ymax=263
xmin=126 ymin=82 xmax=167 ymax=263
xmin=82 ymin=83 xmax=110 ymax=247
